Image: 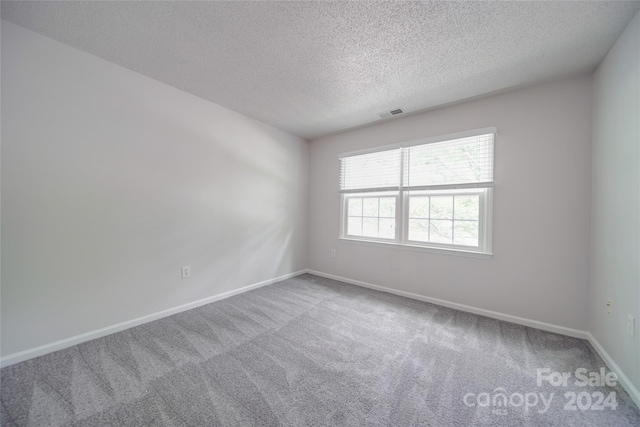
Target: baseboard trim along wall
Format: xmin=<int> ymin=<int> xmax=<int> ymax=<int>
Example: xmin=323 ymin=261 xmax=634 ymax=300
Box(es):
xmin=307 ymin=269 xmax=640 ymax=409
xmin=586 ymin=332 xmax=640 ymax=409
xmin=307 ymin=270 xmax=588 ymax=338
xmin=0 ymin=270 xmax=307 ymax=368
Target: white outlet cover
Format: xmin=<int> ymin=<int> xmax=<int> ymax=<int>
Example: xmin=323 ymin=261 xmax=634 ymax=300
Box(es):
xmin=627 ymin=314 xmax=635 ymax=337
xmin=181 ymin=266 xmax=191 ymax=279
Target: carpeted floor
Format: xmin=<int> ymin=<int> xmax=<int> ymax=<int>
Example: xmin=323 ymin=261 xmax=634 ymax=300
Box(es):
xmin=1 ymin=273 xmax=639 ymax=426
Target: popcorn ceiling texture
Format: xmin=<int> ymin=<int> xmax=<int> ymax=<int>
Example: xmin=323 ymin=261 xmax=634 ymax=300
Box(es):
xmin=1 ymin=1 xmax=638 ymax=139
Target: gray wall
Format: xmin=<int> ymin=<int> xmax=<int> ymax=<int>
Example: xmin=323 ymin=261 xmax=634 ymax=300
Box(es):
xmin=1 ymin=21 xmax=309 ymax=357
xmin=309 ymin=75 xmax=593 ymax=331
xmin=590 ymin=11 xmax=640 ymax=393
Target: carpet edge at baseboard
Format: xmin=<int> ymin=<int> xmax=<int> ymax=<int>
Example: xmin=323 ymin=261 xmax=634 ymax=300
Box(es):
xmin=306 ymin=269 xmax=588 ymax=338
xmin=586 ymin=332 xmax=640 ymax=409
xmin=0 ymin=269 xmax=308 ymax=368
xmin=306 ymin=269 xmax=640 ymax=410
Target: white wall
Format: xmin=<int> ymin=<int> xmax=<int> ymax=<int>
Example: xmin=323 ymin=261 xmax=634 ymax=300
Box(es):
xmin=0 ymin=21 xmax=309 ymax=357
xmin=309 ymin=75 xmax=593 ymax=331
xmin=590 ymin=11 xmax=640 ymax=392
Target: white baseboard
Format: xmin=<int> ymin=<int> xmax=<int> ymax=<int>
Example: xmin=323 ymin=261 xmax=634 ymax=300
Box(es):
xmin=0 ymin=270 xmax=307 ymax=368
xmin=306 ymin=269 xmax=640 ymax=410
xmin=306 ymin=269 xmax=589 ymax=339
xmin=586 ymin=332 xmax=640 ymax=409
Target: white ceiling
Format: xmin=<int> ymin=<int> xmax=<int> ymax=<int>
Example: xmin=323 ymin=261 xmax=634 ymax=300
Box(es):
xmin=2 ymin=1 xmax=639 ymax=140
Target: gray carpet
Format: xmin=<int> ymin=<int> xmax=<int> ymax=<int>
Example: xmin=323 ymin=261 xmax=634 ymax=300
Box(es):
xmin=1 ymin=273 xmax=639 ymax=426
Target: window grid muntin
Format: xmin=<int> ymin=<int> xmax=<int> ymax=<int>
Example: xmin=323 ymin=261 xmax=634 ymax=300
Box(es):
xmin=344 ymin=194 xmax=397 ymax=241
xmin=403 ymin=189 xmax=485 ymax=250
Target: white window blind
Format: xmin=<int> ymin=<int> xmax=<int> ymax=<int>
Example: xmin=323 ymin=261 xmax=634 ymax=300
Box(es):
xmin=403 ymin=133 xmax=494 ymax=190
xmin=340 ymin=149 xmax=400 ymax=192
xmin=340 ymin=131 xmax=494 ymax=193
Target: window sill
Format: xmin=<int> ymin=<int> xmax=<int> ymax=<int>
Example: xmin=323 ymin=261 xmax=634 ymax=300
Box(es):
xmin=338 ymin=237 xmax=493 ymax=259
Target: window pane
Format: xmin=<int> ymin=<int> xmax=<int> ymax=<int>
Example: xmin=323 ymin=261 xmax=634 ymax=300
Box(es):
xmin=343 ymin=193 xmax=397 ymax=241
xmin=347 ymin=217 xmax=362 ymax=236
xmin=363 ymin=198 xmax=379 ymax=217
xmin=348 ymin=198 xmax=362 ymax=216
xmin=409 ymin=196 xmax=429 ymax=219
xmin=454 ymin=221 xmax=479 ymax=246
xmin=362 ymin=218 xmax=378 ymax=237
xmin=379 ymin=218 xmax=395 ymax=239
xmin=430 ymin=196 xmax=453 ymax=219
xmin=430 ymin=220 xmax=453 ymax=243
xmin=379 ymin=197 xmax=395 ymax=218
xmin=408 ymin=219 xmax=429 ymax=241
xmin=454 ymin=195 xmax=479 ymax=220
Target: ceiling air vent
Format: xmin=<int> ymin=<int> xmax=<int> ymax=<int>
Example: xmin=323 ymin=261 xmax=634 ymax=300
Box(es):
xmin=378 ymin=108 xmax=404 ymax=119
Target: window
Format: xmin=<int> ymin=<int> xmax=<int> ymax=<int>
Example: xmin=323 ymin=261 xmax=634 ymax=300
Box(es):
xmin=339 ymin=128 xmax=495 ymax=256
xmin=346 ymin=194 xmax=396 ymax=239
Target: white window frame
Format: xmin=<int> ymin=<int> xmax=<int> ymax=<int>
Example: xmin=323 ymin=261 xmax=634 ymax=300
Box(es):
xmin=402 ymin=188 xmax=492 ymax=252
xmin=341 ymin=191 xmax=400 ymax=243
xmin=339 ymin=127 xmax=495 ymax=258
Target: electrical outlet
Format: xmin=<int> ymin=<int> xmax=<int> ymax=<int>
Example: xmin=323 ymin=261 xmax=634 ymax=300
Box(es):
xmin=181 ymin=265 xmax=191 ymax=279
xmin=331 ymin=249 xmax=336 ymax=258
xmin=627 ymin=314 xmax=635 ymax=337
xmin=606 ymin=300 xmax=612 ymax=315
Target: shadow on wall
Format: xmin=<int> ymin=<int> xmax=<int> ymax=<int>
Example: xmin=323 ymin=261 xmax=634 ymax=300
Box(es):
xmin=0 ymin=22 xmax=306 ymax=356
xmin=66 ymin=102 xmax=302 ymax=320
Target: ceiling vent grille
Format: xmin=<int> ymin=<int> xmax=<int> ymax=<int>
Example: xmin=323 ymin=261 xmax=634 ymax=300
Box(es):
xmin=379 ymin=108 xmax=404 ymax=119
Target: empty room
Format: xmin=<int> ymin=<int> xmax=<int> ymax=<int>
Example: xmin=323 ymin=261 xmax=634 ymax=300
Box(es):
xmin=1 ymin=1 xmax=639 ymax=426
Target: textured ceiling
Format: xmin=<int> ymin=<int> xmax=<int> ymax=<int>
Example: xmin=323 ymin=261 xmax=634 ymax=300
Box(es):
xmin=2 ymin=1 xmax=639 ymax=140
